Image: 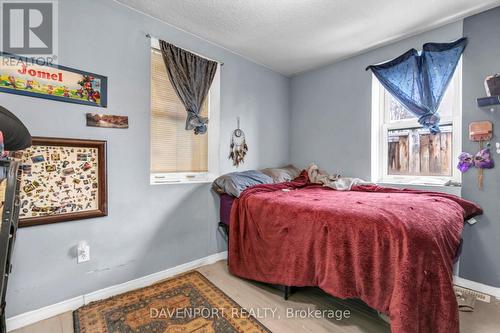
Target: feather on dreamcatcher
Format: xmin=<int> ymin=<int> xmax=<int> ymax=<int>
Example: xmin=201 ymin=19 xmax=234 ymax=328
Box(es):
xmin=229 ymin=117 xmax=248 ymax=167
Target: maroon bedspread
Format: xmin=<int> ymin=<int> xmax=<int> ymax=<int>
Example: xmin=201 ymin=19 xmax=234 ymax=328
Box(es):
xmin=229 ymin=172 xmax=481 ymax=333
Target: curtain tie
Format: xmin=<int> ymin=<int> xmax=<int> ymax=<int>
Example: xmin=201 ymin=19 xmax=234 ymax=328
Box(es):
xmin=186 ymin=110 xmax=209 ymax=135
xmin=418 ymin=113 xmax=441 ymax=134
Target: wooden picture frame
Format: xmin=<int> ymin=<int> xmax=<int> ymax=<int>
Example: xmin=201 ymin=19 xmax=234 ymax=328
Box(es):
xmin=14 ymin=137 xmax=107 ymax=227
xmin=0 ymin=52 xmax=107 ymax=107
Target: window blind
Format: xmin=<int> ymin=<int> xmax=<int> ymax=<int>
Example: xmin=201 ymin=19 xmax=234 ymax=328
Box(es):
xmin=150 ymin=48 xmax=208 ymax=173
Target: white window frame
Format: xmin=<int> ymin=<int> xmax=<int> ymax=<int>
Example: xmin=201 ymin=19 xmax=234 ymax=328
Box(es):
xmin=149 ymin=38 xmax=220 ymax=185
xmin=371 ymin=61 xmax=462 ymax=186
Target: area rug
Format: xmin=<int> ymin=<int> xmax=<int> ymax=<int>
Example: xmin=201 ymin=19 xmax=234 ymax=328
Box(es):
xmin=74 ymin=271 xmax=270 ymax=333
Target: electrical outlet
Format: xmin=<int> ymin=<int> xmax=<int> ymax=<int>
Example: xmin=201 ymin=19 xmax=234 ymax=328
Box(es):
xmin=77 ymin=241 xmax=90 ymax=264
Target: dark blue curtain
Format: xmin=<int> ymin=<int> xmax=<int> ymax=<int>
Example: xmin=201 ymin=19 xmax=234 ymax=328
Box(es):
xmin=366 ymin=38 xmax=467 ymax=134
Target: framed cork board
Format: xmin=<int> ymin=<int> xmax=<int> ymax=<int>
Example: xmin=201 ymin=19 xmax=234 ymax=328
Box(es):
xmin=13 ymin=137 xmax=107 ymax=227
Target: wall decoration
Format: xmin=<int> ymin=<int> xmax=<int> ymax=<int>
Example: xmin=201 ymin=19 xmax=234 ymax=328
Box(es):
xmin=228 ymin=117 xmax=248 ymax=167
xmin=0 ymin=52 xmax=107 ymax=107
xmin=457 ymin=145 xmax=494 ymax=190
xmin=469 ymin=121 xmax=493 ymax=141
xmin=86 ymin=113 xmax=129 ymax=129
xmin=458 ymin=121 xmax=495 ymax=190
xmin=484 ymin=74 xmax=500 ymax=96
xmin=13 ymin=137 xmax=107 ymax=227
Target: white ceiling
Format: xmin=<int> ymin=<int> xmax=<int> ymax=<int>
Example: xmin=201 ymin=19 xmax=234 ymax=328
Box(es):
xmin=116 ymin=0 xmax=500 ymax=76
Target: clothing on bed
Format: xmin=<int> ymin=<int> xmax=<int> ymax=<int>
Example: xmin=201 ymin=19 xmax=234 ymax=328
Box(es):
xmin=228 ymin=171 xmax=481 ymax=333
xmin=306 ymin=163 xmax=369 ymax=190
xmin=260 ymin=164 xmax=300 ymax=183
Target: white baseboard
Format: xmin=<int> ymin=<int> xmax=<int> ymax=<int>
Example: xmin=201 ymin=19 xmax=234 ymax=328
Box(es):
xmin=6 ymin=251 xmax=228 ymax=332
xmin=454 ymin=275 xmax=500 ymax=299
xmin=84 ymin=251 xmax=227 ymax=303
xmin=5 ymin=296 xmax=84 ymax=332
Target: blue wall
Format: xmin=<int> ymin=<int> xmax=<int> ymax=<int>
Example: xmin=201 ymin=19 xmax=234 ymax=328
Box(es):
xmin=4 ymin=0 xmax=290 ymax=317
xmin=460 ymin=6 xmax=500 ymax=287
xmin=290 ymin=10 xmax=500 ymax=287
xmin=5 ymin=0 xmax=500 ymax=318
xmin=290 ymin=22 xmax=462 ymax=179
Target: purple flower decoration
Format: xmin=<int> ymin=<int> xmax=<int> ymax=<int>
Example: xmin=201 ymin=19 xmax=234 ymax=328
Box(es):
xmin=457 ymin=152 xmax=473 ymax=172
xmin=474 ymin=148 xmax=494 ymax=169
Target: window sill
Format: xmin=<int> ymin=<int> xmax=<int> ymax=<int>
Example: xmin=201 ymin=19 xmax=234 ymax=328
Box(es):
xmin=378 ymin=181 xmax=461 ymax=189
xmin=150 ymin=172 xmax=217 ymax=185
xmin=376 ymin=181 xmax=462 ymax=196
xmin=150 ymin=179 xmax=213 ymax=185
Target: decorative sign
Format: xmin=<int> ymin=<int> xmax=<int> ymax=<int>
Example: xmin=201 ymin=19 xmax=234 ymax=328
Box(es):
xmin=0 ymin=52 xmax=107 ymax=107
xmin=86 ymin=113 xmax=129 ymax=129
xmin=12 ymin=137 xmax=107 ymax=227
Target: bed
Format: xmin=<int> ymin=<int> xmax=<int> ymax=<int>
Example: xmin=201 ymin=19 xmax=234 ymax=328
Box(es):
xmin=225 ymin=171 xmax=481 ymax=333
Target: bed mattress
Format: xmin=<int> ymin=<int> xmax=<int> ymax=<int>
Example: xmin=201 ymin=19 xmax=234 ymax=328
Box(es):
xmin=219 ymin=193 xmax=235 ymax=227
xmin=228 ymin=172 xmax=481 ymax=333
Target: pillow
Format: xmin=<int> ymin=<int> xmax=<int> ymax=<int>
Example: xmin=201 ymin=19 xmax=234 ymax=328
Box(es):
xmin=212 ymin=170 xmax=273 ymax=197
xmin=260 ymin=165 xmax=300 ymax=183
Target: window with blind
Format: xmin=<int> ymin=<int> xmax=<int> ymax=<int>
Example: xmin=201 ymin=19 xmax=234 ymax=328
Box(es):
xmin=150 ymin=48 xmax=216 ymax=184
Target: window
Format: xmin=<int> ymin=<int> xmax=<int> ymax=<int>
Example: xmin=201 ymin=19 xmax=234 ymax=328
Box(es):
xmin=150 ymin=44 xmax=220 ymax=184
xmin=371 ymin=62 xmax=461 ymax=185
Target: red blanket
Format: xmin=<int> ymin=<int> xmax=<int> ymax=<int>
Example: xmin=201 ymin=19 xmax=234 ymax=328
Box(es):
xmin=229 ymin=172 xmax=482 ymax=333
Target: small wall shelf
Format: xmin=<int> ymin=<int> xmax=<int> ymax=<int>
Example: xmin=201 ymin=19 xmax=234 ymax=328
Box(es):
xmin=477 ymin=96 xmax=500 ymax=112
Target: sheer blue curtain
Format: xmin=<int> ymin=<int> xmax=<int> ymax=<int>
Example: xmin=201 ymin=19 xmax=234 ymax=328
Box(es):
xmin=366 ymin=38 xmax=467 ymax=134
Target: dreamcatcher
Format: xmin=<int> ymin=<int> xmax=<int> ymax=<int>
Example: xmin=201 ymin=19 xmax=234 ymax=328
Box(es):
xmin=229 ymin=117 xmax=248 ymax=167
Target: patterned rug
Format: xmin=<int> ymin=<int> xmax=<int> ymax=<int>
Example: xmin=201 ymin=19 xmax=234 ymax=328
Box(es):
xmin=74 ymin=271 xmax=270 ymax=333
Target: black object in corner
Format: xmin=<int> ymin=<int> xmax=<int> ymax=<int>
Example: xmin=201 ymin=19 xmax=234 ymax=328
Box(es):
xmin=0 ymin=160 xmax=21 ymax=333
xmin=0 ymin=106 xmax=32 ymax=151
